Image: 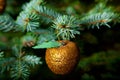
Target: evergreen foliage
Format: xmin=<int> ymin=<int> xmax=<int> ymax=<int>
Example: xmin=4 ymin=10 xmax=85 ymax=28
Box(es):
xmin=0 ymin=0 xmax=120 ymax=80
xmin=0 ymin=13 xmax=16 ymax=32
xmin=79 ymin=2 xmax=120 ymax=29
xmin=0 ymin=45 xmax=42 ymax=79
xmin=52 ymin=15 xmax=80 ymax=40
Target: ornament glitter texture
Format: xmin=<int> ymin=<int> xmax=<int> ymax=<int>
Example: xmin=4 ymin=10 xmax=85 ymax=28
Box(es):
xmin=45 ymin=40 xmax=80 ymax=75
xmin=0 ymin=0 xmax=6 ymax=13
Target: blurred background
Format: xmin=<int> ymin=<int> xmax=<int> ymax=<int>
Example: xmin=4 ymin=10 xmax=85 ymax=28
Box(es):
xmin=0 ymin=0 xmax=120 ymax=80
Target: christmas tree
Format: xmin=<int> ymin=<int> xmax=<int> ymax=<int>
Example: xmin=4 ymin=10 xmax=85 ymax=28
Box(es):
xmin=0 ymin=0 xmax=120 ymax=80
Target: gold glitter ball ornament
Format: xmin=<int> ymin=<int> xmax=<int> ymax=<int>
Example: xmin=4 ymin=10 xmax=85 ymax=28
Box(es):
xmin=0 ymin=0 xmax=6 ymax=13
xmin=45 ymin=40 xmax=80 ymax=75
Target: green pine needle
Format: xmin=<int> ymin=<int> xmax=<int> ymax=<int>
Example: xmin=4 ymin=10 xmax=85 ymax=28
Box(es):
xmin=22 ymin=55 xmax=42 ymax=67
xmin=52 ymin=15 xmax=80 ymax=40
xmin=0 ymin=14 xmax=16 ymax=32
xmin=10 ymin=61 xmax=30 ymax=80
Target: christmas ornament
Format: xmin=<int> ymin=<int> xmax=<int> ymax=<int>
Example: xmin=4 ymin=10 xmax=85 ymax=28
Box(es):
xmin=0 ymin=0 xmax=6 ymax=13
xmin=45 ymin=40 xmax=80 ymax=75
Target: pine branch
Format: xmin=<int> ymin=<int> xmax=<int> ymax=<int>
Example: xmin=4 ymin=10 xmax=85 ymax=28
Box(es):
xmin=0 ymin=52 xmax=16 ymax=73
xmin=10 ymin=61 xmax=30 ymax=80
xmin=80 ymin=12 xmax=118 ymax=29
xmin=52 ymin=15 xmax=80 ymax=40
xmin=0 ymin=45 xmax=42 ymax=79
xmin=79 ymin=2 xmax=120 ymax=29
xmin=16 ymin=0 xmax=62 ymax=32
xmin=10 ymin=54 xmax=42 ymax=80
xmin=15 ymin=0 xmax=43 ymax=32
xmin=33 ymin=5 xmax=61 ymax=23
xmin=22 ymin=55 xmax=42 ymax=67
xmin=0 ymin=14 xmax=16 ymax=32
xmin=24 ymin=0 xmax=61 ymax=22
xmin=16 ymin=11 xmax=40 ymax=32
xmin=0 ymin=57 xmax=16 ymax=73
